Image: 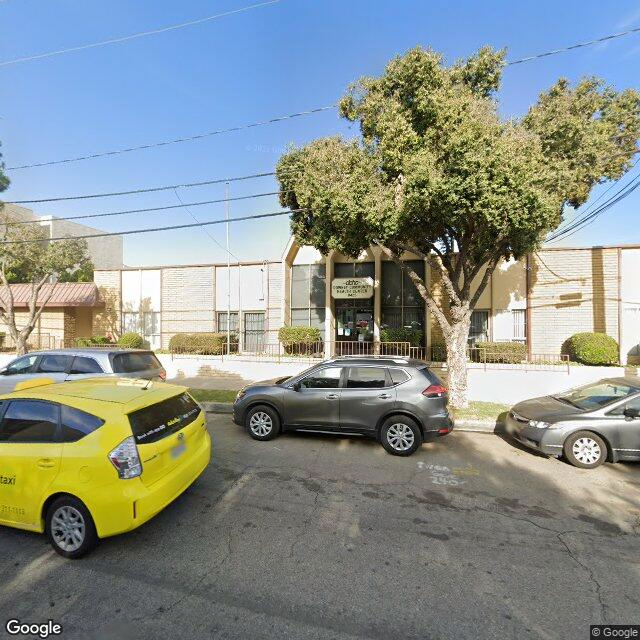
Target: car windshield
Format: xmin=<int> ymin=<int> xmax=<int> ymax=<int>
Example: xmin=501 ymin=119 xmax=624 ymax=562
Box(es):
xmin=554 ymin=380 xmax=639 ymax=410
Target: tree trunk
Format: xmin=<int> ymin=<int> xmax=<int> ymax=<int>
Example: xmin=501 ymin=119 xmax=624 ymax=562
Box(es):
xmin=444 ymin=314 xmax=471 ymax=410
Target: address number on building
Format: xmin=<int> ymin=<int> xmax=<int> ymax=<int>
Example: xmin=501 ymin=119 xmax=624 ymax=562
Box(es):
xmin=331 ymin=277 xmax=374 ymax=299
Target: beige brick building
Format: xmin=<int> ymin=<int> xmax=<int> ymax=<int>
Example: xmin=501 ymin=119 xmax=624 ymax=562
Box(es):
xmin=86 ymin=239 xmax=640 ymax=364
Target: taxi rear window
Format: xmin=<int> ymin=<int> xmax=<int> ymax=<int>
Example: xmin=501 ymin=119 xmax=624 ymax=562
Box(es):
xmin=128 ymin=393 xmax=200 ymax=444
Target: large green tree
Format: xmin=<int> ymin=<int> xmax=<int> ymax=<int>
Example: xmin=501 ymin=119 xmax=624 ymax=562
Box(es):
xmin=276 ymin=47 xmax=640 ymax=408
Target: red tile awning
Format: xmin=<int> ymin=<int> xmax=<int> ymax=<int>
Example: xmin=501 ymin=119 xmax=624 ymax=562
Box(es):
xmin=0 ymin=283 xmax=102 ymax=308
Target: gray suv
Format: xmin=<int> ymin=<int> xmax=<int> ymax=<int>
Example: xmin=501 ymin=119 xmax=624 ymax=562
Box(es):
xmin=0 ymin=348 xmax=166 ymax=394
xmin=233 ymin=357 xmax=453 ymax=456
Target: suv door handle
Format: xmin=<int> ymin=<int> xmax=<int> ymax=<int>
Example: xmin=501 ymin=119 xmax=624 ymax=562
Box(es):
xmin=326 ymin=393 xmax=339 ymax=400
xmin=37 ymin=458 xmax=56 ymax=469
xmin=378 ymin=393 xmax=392 ymax=399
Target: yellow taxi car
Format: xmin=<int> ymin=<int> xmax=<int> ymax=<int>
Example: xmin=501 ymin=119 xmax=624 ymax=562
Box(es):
xmin=0 ymin=377 xmax=211 ymax=558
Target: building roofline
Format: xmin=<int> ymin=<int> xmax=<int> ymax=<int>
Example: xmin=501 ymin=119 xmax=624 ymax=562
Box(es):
xmin=539 ymin=243 xmax=640 ymax=252
xmin=94 ymin=258 xmax=280 ymax=272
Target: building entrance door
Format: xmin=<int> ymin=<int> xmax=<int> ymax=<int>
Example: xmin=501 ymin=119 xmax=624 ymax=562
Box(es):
xmin=335 ymin=305 xmax=373 ymax=344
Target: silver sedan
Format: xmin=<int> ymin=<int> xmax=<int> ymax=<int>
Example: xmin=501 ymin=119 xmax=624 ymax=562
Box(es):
xmin=505 ymin=376 xmax=640 ymax=468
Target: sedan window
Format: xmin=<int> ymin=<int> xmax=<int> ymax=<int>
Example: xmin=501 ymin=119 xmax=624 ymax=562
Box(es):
xmin=37 ymin=354 xmax=73 ymax=374
xmin=346 ymin=367 xmax=388 ymax=389
xmin=0 ymin=400 xmax=59 ymax=443
xmin=555 ymin=381 xmax=639 ymax=411
xmin=4 ymin=354 xmax=38 ymax=375
xmin=299 ymin=367 xmax=342 ymax=389
xmin=70 ymin=356 xmax=103 ymax=374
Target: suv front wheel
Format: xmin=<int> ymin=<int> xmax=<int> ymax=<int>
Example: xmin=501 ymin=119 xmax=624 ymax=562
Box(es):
xmin=246 ymin=405 xmax=281 ymax=441
xmin=380 ymin=416 xmax=422 ymax=456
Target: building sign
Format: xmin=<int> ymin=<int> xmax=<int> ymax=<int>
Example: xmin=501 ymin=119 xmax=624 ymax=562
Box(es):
xmin=331 ymin=277 xmax=374 ymax=299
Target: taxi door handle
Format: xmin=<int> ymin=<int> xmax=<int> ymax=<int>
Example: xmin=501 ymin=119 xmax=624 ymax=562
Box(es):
xmin=37 ymin=458 xmax=56 ymax=469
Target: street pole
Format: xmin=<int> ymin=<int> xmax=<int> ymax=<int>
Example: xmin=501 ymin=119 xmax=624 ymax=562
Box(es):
xmin=225 ymin=181 xmax=231 ymax=356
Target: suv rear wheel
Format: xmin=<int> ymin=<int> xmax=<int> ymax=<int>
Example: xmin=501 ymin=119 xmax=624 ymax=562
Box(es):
xmin=45 ymin=495 xmax=98 ymax=559
xmin=246 ymin=405 xmax=281 ymax=441
xmin=380 ymin=416 xmax=422 ymax=456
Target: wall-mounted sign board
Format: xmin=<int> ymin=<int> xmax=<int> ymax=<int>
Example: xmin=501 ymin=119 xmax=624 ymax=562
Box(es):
xmin=331 ymin=277 xmax=374 ymax=299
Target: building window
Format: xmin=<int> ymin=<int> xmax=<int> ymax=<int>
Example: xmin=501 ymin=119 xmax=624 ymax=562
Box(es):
xmin=217 ymin=312 xmax=239 ymax=333
xmin=291 ymin=264 xmax=326 ymax=329
xmin=469 ymin=310 xmax=489 ymax=344
xmin=381 ymin=260 xmax=425 ymax=334
xmin=512 ymin=309 xmax=526 ymax=342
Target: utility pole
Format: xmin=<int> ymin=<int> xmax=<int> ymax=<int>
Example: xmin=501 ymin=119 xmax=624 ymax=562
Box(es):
xmin=225 ymin=181 xmax=231 ymax=355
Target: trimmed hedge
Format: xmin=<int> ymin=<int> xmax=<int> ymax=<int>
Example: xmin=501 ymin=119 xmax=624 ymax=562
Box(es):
xmin=117 ymin=332 xmax=145 ymax=349
xmin=278 ymin=326 xmax=322 ymax=355
xmin=474 ymin=341 xmax=526 ymax=364
xmin=169 ymin=332 xmax=238 ymax=355
xmin=76 ymin=336 xmax=114 ymax=347
xmin=380 ymin=327 xmax=423 ymax=347
xmin=562 ymin=332 xmax=619 ymax=366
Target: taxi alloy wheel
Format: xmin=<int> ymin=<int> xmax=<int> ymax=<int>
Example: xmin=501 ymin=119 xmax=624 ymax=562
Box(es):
xmin=46 ymin=496 xmax=98 ymax=559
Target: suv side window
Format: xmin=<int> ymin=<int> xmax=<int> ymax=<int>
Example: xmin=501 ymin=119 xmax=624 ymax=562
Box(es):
xmin=346 ymin=367 xmax=389 ymax=389
xmin=70 ymin=356 xmax=103 ymax=375
xmin=60 ymin=406 xmax=104 ymax=442
xmin=0 ymin=400 xmax=59 ymax=443
xmin=389 ymin=368 xmax=410 ymax=386
xmin=299 ymin=367 xmax=342 ymax=389
xmin=4 ymin=355 xmax=38 ymax=376
xmin=37 ymin=354 xmax=73 ymax=374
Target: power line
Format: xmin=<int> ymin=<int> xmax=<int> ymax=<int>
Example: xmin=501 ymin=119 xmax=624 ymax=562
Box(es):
xmin=507 ymin=26 xmax=640 ymax=65
xmin=172 ymin=187 xmax=241 ymax=262
xmin=2 ymin=190 xmax=283 ymax=225
xmin=5 ymin=105 xmax=335 ymax=171
xmin=0 ymin=0 xmax=281 ymax=68
xmin=4 ymin=171 xmax=278 ymax=203
xmin=1 ymin=208 xmax=301 ymax=244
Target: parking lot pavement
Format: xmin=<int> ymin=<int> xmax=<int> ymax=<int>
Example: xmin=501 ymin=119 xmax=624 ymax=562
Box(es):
xmin=1 ymin=418 xmax=639 ymax=640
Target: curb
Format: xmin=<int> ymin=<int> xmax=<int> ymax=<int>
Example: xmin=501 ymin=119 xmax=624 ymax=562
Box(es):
xmin=200 ymin=402 xmax=501 ymax=433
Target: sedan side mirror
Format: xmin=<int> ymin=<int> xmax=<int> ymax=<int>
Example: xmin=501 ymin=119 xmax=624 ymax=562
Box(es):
xmin=292 ymin=382 xmax=301 ymax=392
xmin=623 ymin=407 xmax=640 ymax=419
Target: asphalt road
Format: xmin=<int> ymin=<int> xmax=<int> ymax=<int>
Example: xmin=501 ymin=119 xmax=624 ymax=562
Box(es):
xmin=1 ymin=417 xmax=639 ymax=640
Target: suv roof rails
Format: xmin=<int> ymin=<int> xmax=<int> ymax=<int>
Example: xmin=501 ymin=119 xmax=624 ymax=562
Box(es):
xmin=326 ymin=355 xmax=411 ymax=364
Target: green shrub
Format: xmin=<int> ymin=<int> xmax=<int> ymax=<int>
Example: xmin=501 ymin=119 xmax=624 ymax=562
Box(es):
xmin=430 ymin=342 xmax=447 ymax=362
xmin=117 ymin=332 xmax=145 ymax=349
xmin=169 ymin=332 xmax=238 ymax=355
xmin=76 ymin=335 xmax=114 ymax=347
xmin=562 ymin=332 xmax=619 ymax=366
xmin=474 ymin=341 xmax=526 ymax=364
xmin=380 ymin=327 xmax=423 ymax=347
xmin=278 ymin=326 xmax=322 ymax=355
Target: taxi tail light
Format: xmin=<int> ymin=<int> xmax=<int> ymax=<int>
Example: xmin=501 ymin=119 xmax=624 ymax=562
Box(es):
xmin=422 ymin=384 xmax=447 ymax=398
xmin=109 ymin=436 xmax=142 ymax=479
xmin=158 ymin=368 xmax=166 ymax=381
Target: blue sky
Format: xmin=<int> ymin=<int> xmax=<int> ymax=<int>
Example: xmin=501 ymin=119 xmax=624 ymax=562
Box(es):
xmin=1 ymin=0 xmax=639 ymax=266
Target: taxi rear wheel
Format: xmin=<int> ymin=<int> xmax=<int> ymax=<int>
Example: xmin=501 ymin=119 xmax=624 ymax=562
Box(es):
xmin=45 ymin=496 xmax=98 ymax=559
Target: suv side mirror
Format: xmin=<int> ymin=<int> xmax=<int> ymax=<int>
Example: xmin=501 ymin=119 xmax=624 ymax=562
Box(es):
xmin=623 ymin=407 xmax=640 ymax=419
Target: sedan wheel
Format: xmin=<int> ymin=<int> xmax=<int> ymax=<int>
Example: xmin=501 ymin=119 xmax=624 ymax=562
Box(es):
xmin=564 ymin=431 xmax=607 ymax=469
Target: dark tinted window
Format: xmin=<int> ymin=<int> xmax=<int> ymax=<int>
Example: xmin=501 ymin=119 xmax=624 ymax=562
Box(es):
xmin=37 ymin=354 xmax=73 ymax=374
xmin=129 ymin=393 xmax=200 ymax=444
xmin=70 ymin=356 xmax=103 ymax=375
xmin=299 ymin=367 xmax=342 ymax=389
xmin=5 ymin=355 xmax=38 ymax=375
xmin=61 ymin=406 xmax=104 ymax=442
xmin=0 ymin=400 xmax=59 ymax=443
xmin=112 ymin=352 xmax=162 ymax=374
xmin=347 ymin=367 xmax=388 ymax=389
xmin=389 ymin=368 xmax=410 ymax=385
